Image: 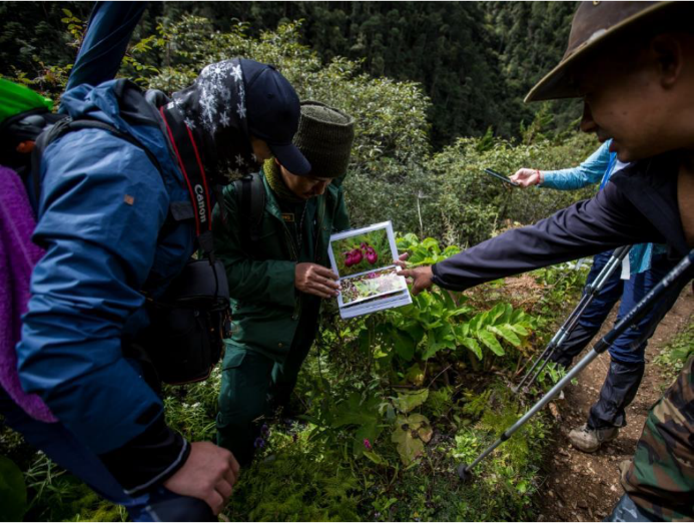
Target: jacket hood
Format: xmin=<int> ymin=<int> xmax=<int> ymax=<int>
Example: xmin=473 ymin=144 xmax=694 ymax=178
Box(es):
xmin=59 ymin=79 xmax=173 ymax=169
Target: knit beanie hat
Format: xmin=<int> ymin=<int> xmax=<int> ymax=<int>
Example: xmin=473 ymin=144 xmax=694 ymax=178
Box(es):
xmin=293 ymin=101 xmax=355 ymax=178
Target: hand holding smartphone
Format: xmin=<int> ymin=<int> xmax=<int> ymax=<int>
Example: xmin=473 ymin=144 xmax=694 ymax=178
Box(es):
xmin=483 ymin=168 xmax=520 ymax=187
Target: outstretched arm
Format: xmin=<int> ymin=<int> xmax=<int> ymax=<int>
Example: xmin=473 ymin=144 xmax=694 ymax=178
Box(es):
xmin=400 ymin=182 xmax=664 ymax=293
xmin=510 ymin=141 xmax=613 ymax=191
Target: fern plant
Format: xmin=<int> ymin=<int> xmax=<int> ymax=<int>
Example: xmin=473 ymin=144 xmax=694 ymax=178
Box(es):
xmin=455 ymin=302 xmax=534 ymax=368
xmin=351 ymin=235 xmax=538 ymax=374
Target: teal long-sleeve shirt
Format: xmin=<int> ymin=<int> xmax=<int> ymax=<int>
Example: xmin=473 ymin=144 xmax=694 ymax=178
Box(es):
xmin=540 ymin=140 xmax=615 ymax=190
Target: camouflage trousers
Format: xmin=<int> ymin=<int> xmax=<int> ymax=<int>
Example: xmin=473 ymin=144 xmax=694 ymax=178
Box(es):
xmin=620 ymin=355 xmax=693 ymax=521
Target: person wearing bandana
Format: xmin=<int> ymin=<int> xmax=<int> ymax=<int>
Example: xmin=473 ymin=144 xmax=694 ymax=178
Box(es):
xmin=164 ymin=59 xmax=311 ymax=182
xmin=212 ymin=102 xmax=355 ymax=466
xmin=4 ymin=58 xmax=308 ymax=521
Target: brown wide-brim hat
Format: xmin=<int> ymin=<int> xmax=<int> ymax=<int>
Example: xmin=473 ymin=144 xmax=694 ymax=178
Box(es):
xmin=525 ymin=1 xmax=681 ymax=103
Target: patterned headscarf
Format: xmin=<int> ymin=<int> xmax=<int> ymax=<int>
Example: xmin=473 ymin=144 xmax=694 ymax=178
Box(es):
xmin=169 ymin=58 xmax=262 ymax=181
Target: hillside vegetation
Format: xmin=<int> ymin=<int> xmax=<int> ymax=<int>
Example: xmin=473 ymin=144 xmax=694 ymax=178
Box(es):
xmin=0 ymin=5 xmax=613 ymax=522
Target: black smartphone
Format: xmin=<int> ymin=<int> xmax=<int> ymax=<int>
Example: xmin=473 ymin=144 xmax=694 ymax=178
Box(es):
xmin=483 ymin=168 xmax=519 ymax=187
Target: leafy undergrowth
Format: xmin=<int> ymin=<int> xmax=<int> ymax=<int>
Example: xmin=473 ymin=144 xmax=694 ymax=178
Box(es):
xmin=2 ymin=235 xmax=587 ymax=521
xmin=220 ymin=236 xmax=584 ymax=522
xmin=220 ymin=378 xmax=548 ymax=522
xmin=654 ymin=316 xmax=694 ymax=384
xmin=0 ymin=431 xmax=126 ymax=522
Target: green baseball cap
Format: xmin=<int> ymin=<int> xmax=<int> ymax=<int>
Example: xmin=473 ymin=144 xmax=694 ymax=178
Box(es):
xmin=293 ymin=101 xmax=355 ymax=179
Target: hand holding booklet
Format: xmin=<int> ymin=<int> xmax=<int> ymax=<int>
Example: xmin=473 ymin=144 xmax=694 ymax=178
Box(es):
xmin=328 ymin=221 xmax=412 ymax=319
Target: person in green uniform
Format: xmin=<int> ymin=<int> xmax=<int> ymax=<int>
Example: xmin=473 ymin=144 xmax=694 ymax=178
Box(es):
xmin=212 ymin=101 xmax=355 ymax=465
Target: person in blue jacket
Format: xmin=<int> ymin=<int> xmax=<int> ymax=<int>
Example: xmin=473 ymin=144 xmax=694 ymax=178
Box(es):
xmin=509 ymin=143 xmax=677 ymax=453
xmin=0 ymin=57 xmax=310 ymax=520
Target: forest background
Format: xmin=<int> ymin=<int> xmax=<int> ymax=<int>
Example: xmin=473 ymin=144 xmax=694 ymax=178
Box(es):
xmin=3 ymin=2 xmax=673 ymax=522
xmin=2 ymin=1 xmax=583 ymax=147
xmin=0 ymin=1 xmax=598 ymax=248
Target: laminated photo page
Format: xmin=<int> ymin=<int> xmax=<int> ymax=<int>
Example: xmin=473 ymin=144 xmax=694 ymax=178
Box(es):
xmin=328 ymin=221 xmax=412 ymax=319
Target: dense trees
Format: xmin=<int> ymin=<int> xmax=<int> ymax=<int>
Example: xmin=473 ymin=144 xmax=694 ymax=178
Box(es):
xmin=1 ymin=1 xmax=581 ymax=147
xmin=483 ymin=1 xmax=583 ymax=134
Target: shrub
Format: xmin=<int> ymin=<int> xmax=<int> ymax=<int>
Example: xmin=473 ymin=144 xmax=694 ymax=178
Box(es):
xmin=5 ymin=12 xmax=599 ymax=249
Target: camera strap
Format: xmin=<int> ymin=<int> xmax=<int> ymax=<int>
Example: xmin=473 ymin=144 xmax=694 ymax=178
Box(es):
xmin=160 ymin=106 xmax=215 ymax=259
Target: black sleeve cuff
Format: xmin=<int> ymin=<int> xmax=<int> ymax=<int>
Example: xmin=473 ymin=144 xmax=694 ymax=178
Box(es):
xmin=431 ymin=263 xmax=443 ymax=286
xmin=99 ymin=414 xmax=189 ymax=495
xmin=430 ymin=261 xmax=471 ymax=292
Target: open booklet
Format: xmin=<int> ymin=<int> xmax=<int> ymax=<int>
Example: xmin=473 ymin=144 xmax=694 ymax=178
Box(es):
xmin=328 ymin=221 xmax=412 ymax=319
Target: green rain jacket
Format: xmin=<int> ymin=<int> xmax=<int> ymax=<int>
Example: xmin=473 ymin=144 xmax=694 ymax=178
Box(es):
xmin=212 ymin=170 xmax=349 ymax=362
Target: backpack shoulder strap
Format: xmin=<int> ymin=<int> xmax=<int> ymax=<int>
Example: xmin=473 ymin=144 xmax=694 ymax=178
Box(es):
xmin=30 ymin=117 xmax=71 ymax=201
xmin=235 ymin=172 xmax=266 ymax=258
xmin=30 ymin=118 xmax=164 ymax=204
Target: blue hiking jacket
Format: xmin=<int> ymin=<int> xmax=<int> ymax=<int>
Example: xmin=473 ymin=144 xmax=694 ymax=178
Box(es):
xmin=15 ymin=79 xmax=196 ymax=491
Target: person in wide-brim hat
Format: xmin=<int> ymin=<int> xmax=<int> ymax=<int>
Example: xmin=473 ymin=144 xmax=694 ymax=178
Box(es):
xmin=524 ymin=0 xmax=694 ymax=166
xmin=523 ymin=2 xmax=694 ymax=522
xmin=525 ymin=1 xmax=688 ymax=102
xmin=398 ymin=5 xmax=694 ymax=520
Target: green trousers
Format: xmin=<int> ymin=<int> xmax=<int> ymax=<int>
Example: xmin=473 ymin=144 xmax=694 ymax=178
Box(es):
xmin=216 ymin=314 xmax=318 ymax=466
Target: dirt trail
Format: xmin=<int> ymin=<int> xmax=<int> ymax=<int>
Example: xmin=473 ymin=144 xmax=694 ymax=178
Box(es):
xmin=536 ymin=286 xmax=693 ymax=522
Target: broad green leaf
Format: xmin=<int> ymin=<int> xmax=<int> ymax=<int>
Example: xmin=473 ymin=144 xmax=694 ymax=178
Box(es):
xmin=332 ymin=393 xmax=379 ymax=428
xmin=488 ymin=325 xmax=521 ymax=347
xmin=421 ymin=238 xmax=438 ymax=251
xmin=468 ymin=313 xmax=481 ymax=333
xmin=459 ymin=337 xmax=483 ymax=360
xmin=422 ymin=319 xmax=443 ymax=330
xmin=403 ymin=323 xmax=425 ymax=344
xmin=423 ymin=331 xmax=452 ymax=360
xmin=441 ymin=290 xmax=457 ymax=310
xmin=478 ymin=330 xmax=505 ymax=356
xmin=506 ymin=323 xmax=529 ymax=336
xmin=438 ymin=323 xmax=456 ymax=343
xmin=392 ymin=389 xmax=429 ymax=413
xmin=510 ymin=309 xmax=528 ymax=324
xmin=450 ymin=306 xmax=472 ymax=317
xmin=391 ymin=416 xmax=426 ymax=465
xmin=405 ymin=413 xmax=428 ymax=429
xmin=488 ymin=303 xmax=506 ymax=323
xmin=399 ymin=233 xmax=419 ymax=246
xmin=498 ymin=303 xmax=513 ymax=323
xmin=472 ymin=312 xmax=489 ymax=336
xmin=456 ymin=322 xmax=470 ymax=339
xmin=407 ymin=414 xmax=433 ymax=442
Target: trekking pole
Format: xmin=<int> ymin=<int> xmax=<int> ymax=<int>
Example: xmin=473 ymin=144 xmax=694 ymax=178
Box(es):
xmin=458 ymin=249 xmax=693 ymax=482
xmin=513 ymin=245 xmax=632 ymax=393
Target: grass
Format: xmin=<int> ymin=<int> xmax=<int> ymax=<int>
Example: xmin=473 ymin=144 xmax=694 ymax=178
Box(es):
xmin=3 ymin=262 xmax=585 ymax=522
xmin=654 ymin=316 xmax=694 ymax=385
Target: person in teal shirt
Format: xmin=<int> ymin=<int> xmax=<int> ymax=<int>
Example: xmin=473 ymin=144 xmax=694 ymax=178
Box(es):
xmin=510 ymin=142 xmax=677 ymax=453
